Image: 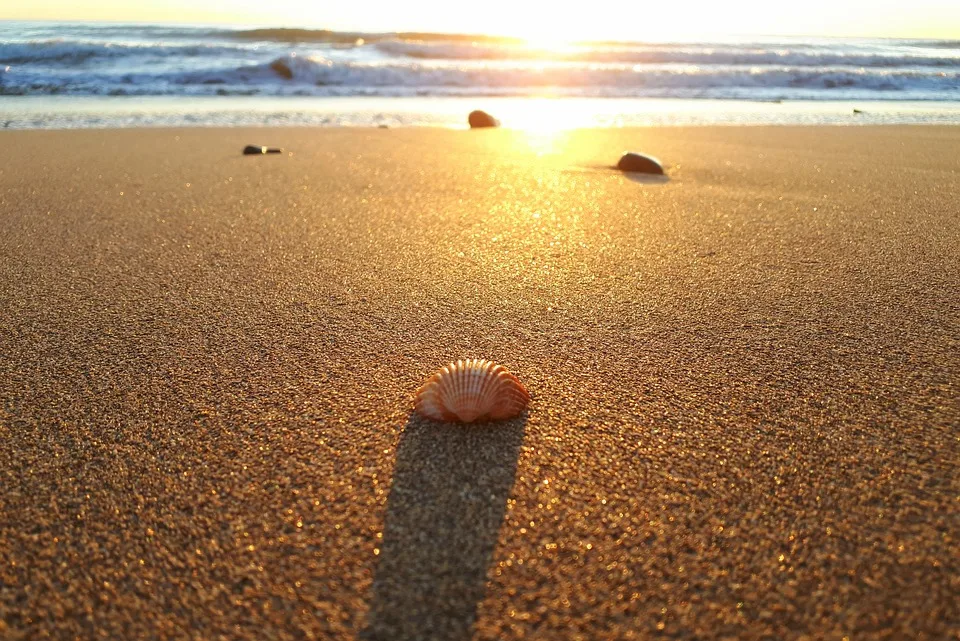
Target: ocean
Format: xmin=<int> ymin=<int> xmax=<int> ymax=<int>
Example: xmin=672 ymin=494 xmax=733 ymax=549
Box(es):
xmin=2 ymin=21 xmax=959 ymax=128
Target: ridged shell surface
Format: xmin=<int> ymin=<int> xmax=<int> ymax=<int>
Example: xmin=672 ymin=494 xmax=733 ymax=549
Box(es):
xmin=415 ymin=359 xmax=530 ymax=423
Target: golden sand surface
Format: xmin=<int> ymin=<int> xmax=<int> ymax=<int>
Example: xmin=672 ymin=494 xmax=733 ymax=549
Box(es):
xmin=0 ymin=126 xmax=957 ymax=640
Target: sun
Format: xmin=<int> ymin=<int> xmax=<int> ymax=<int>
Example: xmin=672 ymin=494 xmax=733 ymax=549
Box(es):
xmin=493 ymin=6 xmax=590 ymax=48
xmin=520 ymin=31 xmax=580 ymax=50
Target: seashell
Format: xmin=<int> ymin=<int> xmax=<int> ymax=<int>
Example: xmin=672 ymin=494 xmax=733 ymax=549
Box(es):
xmin=415 ymin=359 xmax=530 ymax=423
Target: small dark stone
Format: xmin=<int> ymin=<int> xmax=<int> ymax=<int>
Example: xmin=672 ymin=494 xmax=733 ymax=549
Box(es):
xmin=243 ymin=145 xmax=283 ymax=155
xmin=853 ymin=108 xmax=864 ymax=114
xmin=468 ymin=110 xmax=499 ymax=128
xmin=270 ymin=60 xmax=293 ymax=80
xmin=617 ymin=152 xmax=664 ymax=175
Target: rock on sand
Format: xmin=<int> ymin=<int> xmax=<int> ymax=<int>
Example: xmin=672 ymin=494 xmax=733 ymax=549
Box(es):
xmin=468 ymin=110 xmax=500 ymax=128
xmin=617 ymin=152 xmax=664 ymax=175
xmin=243 ymin=145 xmax=283 ymax=155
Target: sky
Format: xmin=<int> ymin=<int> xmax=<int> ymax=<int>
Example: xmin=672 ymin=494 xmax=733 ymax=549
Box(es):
xmin=1 ymin=0 xmax=959 ymax=40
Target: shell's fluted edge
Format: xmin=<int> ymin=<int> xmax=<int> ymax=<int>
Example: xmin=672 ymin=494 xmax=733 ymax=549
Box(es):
xmin=414 ymin=359 xmax=529 ymax=423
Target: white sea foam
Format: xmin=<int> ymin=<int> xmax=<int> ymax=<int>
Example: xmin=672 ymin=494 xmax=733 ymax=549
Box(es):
xmin=374 ymin=40 xmax=960 ymax=69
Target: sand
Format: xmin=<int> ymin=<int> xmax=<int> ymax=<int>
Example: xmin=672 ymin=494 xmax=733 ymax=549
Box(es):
xmin=0 ymin=126 xmax=957 ymax=640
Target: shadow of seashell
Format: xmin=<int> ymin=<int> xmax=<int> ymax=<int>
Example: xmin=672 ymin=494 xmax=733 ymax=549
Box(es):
xmin=362 ymin=412 xmax=527 ymax=640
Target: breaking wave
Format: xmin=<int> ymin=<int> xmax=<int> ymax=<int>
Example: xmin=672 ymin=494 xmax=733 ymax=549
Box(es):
xmin=375 ymin=40 xmax=960 ymax=69
xmin=1 ymin=22 xmax=957 ymax=100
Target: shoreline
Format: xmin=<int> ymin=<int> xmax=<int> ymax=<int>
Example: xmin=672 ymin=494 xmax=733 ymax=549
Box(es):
xmin=1 ymin=125 xmax=957 ymax=640
xmin=4 ymin=96 xmax=960 ymax=130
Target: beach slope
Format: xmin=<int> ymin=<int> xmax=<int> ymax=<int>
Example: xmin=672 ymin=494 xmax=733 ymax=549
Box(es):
xmin=0 ymin=126 xmax=957 ymax=640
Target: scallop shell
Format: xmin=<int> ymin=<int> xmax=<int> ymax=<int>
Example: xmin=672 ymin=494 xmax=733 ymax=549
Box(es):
xmin=415 ymin=359 xmax=530 ymax=423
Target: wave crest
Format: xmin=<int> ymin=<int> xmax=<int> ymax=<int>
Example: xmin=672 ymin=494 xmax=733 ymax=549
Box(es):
xmin=375 ymin=40 xmax=960 ymax=68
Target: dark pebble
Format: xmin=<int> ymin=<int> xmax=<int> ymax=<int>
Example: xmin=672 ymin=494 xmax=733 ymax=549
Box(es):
xmin=853 ymin=108 xmax=864 ymax=114
xmin=243 ymin=145 xmax=283 ymax=155
xmin=270 ymin=60 xmax=293 ymax=80
xmin=468 ymin=110 xmax=499 ymax=128
xmin=617 ymin=152 xmax=664 ymax=175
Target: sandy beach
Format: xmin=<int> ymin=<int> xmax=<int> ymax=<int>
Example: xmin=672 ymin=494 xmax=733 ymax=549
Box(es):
xmin=0 ymin=125 xmax=957 ymax=640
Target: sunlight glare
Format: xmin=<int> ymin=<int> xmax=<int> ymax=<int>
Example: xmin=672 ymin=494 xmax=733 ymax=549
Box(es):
xmin=496 ymin=99 xmax=592 ymax=133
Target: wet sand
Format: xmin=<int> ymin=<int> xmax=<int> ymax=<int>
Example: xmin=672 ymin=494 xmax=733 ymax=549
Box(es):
xmin=0 ymin=126 xmax=957 ymax=640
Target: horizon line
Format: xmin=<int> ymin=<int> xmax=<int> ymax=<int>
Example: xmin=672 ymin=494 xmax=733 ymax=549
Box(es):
xmin=0 ymin=17 xmax=956 ymax=43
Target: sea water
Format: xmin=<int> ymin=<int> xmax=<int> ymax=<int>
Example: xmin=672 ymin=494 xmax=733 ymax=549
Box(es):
xmin=1 ymin=21 xmax=958 ymax=128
